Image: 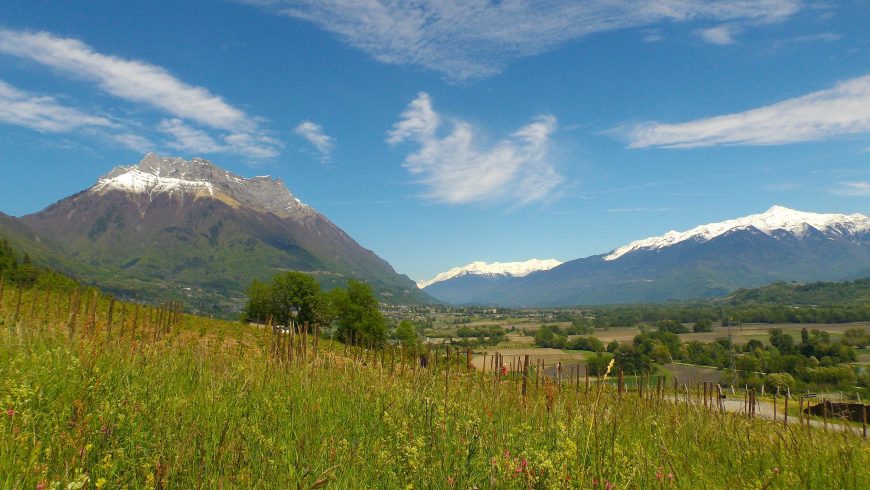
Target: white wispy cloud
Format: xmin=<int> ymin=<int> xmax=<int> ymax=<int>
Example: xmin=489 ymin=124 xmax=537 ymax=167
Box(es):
xmin=622 ymin=74 xmax=870 ymax=148
xmin=831 ymin=181 xmax=870 ymax=196
xmin=245 ymin=0 xmax=803 ymax=80
xmin=698 ymin=24 xmax=741 ymax=44
xmin=0 ymin=79 xmax=112 ymax=132
xmin=294 ymin=120 xmax=335 ymax=161
xmin=387 ymin=92 xmax=562 ymax=205
xmin=0 ymin=79 xmax=155 ymax=151
xmin=0 ymin=28 xmax=280 ymax=158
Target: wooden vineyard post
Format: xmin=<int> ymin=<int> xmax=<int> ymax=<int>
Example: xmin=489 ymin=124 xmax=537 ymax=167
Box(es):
xmin=522 ymin=355 xmax=529 ymax=397
xmin=482 ymin=353 xmax=486 ymax=376
xmin=784 ymin=393 xmax=789 ymax=427
xmin=42 ymin=289 xmax=51 ymax=326
xmin=798 ymin=397 xmax=804 ymax=428
xmin=314 ymin=323 xmax=320 ymax=356
xmin=575 ymin=364 xmax=580 ymax=393
xmin=66 ymin=288 xmax=81 ymax=339
xmin=773 ymin=387 xmax=778 ymax=421
xmin=703 ymin=382 xmax=708 ymax=409
xmin=585 ymin=366 xmax=589 ymax=395
xmin=131 ymin=304 xmax=139 ymax=340
xmin=466 ymin=349 xmax=472 ymax=372
xmin=822 ymin=399 xmax=828 ymax=431
xmin=13 ymin=286 xmax=22 ymax=323
xmin=618 ymin=369 xmax=624 ymax=395
xmin=106 ymin=297 xmax=115 ymax=340
xmin=863 ymin=405 xmax=867 ymax=439
xmin=444 ymin=346 xmax=450 ymax=403
xmin=303 ymin=321 xmax=309 ymax=361
xmin=88 ymin=290 xmax=98 ymax=336
xmin=29 ymin=288 xmax=37 ymax=322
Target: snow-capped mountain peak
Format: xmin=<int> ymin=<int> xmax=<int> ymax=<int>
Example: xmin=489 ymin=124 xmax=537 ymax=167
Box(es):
xmin=604 ymin=205 xmax=870 ymax=261
xmin=90 ymin=153 xmax=314 ymax=218
xmin=418 ymin=258 xmax=562 ymax=289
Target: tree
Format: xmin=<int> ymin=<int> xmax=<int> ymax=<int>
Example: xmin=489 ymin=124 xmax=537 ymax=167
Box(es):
xmin=534 ymin=325 xmax=556 ymax=347
xmin=270 ymin=272 xmax=324 ymax=329
xmin=395 ymin=320 xmax=419 ymax=348
xmin=769 ymin=328 xmax=795 ymax=354
xmin=244 ymin=279 xmax=273 ymax=323
xmin=658 ymin=319 xmax=688 ymax=334
xmin=692 ymin=319 xmax=713 ymax=332
xmin=329 ymin=280 xmax=386 ymax=346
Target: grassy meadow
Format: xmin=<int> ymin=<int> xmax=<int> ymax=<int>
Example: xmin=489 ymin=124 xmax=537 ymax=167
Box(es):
xmin=0 ymin=286 xmax=868 ymax=488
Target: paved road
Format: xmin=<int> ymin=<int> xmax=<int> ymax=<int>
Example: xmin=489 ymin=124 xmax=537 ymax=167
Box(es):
xmin=718 ymin=397 xmax=865 ymax=435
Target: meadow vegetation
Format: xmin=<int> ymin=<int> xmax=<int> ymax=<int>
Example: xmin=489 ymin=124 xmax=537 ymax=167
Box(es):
xmin=0 ymin=280 xmax=868 ymax=488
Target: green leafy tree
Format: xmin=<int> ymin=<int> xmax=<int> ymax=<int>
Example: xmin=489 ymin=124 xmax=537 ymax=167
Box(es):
xmin=328 ymin=280 xmax=386 ymax=346
xmin=395 ymin=320 xmax=419 ymax=348
xmin=657 ymin=319 xmax=688 ymax=334
xmin=244 ymin=278 xmax=273 ymax=323
xmin=271 ymin=272 xmax=324 ymax=329
xmin=692 ymin=319 xmax=713 ymax=332
xmin=769 ymin=328 xmax=796 ymax=354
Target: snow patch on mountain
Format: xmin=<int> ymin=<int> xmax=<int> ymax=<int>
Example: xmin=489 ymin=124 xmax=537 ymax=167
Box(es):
xmin=93 ymin=168 xmax=216 ymax=196
xmin=89 ymin=153 xmax=314 ymax=218
xmin=605 ymin=205 xmax=870 ymax=261
xmin=418 ymin=258 xmax=562 ymax=289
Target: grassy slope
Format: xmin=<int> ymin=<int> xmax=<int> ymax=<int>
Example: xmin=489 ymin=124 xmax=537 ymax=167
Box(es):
xmin=0 ymin=288 xmax=867 ymax=488
xmin=725 ymin=278 xmax=870 ymax=306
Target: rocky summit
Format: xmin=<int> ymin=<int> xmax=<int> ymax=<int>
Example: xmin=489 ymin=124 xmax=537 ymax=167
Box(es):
xmin=17 ymin=154 xmax=431 ymax=313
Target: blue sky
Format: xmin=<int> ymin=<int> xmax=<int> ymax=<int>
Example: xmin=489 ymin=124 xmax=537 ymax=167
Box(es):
xmin=0 ymin=0 xmax=868 ymax=283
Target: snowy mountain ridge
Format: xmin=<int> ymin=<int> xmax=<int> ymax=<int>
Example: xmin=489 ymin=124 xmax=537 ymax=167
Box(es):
xmin=418 ymin=258 xmax=562 ymax=289
xmin=90 ymin=153 xmax=313 ymax=219
xmin=605 ymin=205 xmax=870 ymax=261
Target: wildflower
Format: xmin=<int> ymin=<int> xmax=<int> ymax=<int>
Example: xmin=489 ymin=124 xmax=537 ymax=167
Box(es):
xmin=503 ymin=450 xmax=510 ymax=459
xmin=6 ymin=407 xmax=13 ymax=418
xmin=667 ymin=473 xmax=674 ymax=483
xmin=101 ymin=425 xmax=109 ymax=435
xmin=655 ymin=469 xmax=663 ymax=480
xmin=447 ymin=475 xmax=455 ymax=487
xmin=605 ymin=481 xmax=613 ymax=490
xmin=772 ymin=467 xmax=781 ymax=475
xmin=36 ymin=482 xmax=47 ymax=490
xmin=592 ymin=477 xmax=599 ymax=487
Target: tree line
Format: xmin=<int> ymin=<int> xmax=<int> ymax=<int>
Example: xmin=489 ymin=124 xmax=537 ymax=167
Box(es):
xmin=244 ymin=271 xmax=391 ymax=347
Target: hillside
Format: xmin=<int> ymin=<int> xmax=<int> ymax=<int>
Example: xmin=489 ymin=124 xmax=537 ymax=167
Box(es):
xmin=17 ymin=154 xmax=433 ymax=311
xmin=725 ymin=279 xmax=870 ymax=306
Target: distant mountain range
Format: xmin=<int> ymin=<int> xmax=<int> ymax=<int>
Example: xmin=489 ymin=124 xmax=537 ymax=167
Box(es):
xmin=0 ymin=153 xmax=432 ymax=312
xmin=418 ymin=259 xmax=562 ymax=304
xmin=422 ymin=206 xmax=870 ymax=306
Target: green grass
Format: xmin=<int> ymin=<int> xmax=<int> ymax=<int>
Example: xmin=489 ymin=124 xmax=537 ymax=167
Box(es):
xmin=0 ymin=287 xmax=868 ymax=488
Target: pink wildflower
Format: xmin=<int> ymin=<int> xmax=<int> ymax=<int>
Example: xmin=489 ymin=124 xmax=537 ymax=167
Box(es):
xmin=6 ymin=408 xmax=13 ymax=418
xmin=605 ymin=481 xmax=613 ymax=490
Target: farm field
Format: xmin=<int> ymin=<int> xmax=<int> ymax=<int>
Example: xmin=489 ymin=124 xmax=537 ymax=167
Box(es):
xmin=1 ymin=286 xmax=868 ymax=488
